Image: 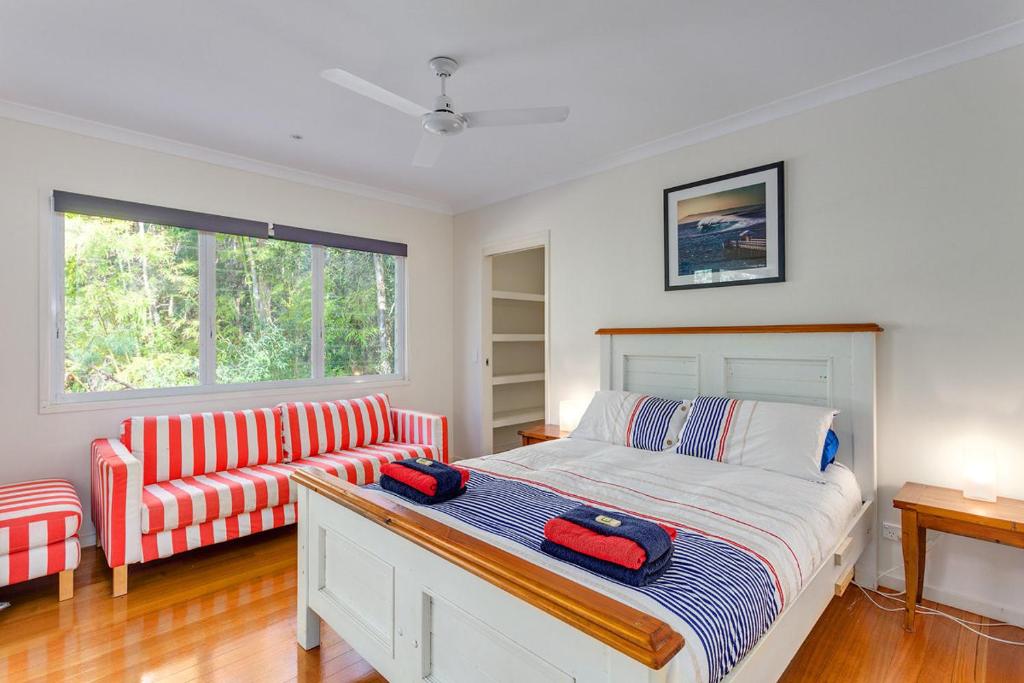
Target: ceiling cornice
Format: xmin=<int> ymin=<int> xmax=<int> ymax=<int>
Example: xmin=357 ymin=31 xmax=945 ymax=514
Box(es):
xmin=453 ymin=19 xmax=1024 ymax=214
xmin=2 ymin=19 xmax=1021 ymax=218
xmin=0 ymin=99 xmax=453 ymax=215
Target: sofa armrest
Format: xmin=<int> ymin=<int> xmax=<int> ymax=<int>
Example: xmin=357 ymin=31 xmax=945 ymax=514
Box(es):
xmin=90 ymin=438 xmax=142 ymax=567
xmin=390 ymin=409 xmax=450 ymax=463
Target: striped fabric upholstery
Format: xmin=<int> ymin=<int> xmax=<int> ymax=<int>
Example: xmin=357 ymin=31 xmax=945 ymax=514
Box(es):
xmin=141 ymin=464 xmax=294 ymax=534
xmin=92 ymin=397 xmax=448 ymax=570
xmin=391 ymin=408 xmax=449 ymax=463
xmin=1 ymin=537 xmax=80 ymax=587
xmin=0 ymin=480 xmax=82 ymax=555
xmin=279 ymin=394 xmax=393 ymax=460
xmin=623 ymin=396 xmax=689 ymax=451
xmin=91 ymin=438 xmax=142 ymax=568
xmin=677 ymin=396 xmax=740 ymax=461
xmin=141 ymin=503 xmax=295 ymax=562
xmin=120 ymin=408 xmax=284 ymax=485
xmin=293 ymin=442 xmax=442 ymax=484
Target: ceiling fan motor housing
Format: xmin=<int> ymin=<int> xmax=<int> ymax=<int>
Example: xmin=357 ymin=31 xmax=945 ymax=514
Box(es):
xmin=423 ymin=94 xmax=467 ymax=135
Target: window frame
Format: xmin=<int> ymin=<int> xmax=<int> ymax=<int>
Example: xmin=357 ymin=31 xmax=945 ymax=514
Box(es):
xmin=42 ymin=206 xmax=408 ymax=412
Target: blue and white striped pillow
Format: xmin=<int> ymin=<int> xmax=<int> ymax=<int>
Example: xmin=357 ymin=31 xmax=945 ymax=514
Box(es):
xmin=676 ymin=395 xmax=740 ymax=461
xmin=676 ymin=395 xmax=837 ymax=481
xmin=624 ymin=396 xmax=689 ymax=451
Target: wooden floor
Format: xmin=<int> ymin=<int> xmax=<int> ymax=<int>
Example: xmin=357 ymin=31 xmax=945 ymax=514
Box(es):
xmin=0 ymin=530 xmax=1021 ymax=682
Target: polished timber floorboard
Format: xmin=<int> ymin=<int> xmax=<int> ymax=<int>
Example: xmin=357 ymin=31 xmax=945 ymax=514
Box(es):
xmin=0 ymin=529 xmax=1021 ymax=682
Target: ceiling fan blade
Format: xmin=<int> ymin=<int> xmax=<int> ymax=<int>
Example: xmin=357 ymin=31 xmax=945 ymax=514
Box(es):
xmin=412 ymin=133 xmax=445 ymax=167
xmin=320 ymin=68 xmax=429 ymax=118
xmin=463 ymin=106 xmax=570 ymax=128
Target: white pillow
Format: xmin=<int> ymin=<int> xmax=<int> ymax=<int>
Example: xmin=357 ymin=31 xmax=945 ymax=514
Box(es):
xmin=676 ymin=395 xmax=836 ymax=481
xmin=569 ymin=390 xmax=642 ymax=444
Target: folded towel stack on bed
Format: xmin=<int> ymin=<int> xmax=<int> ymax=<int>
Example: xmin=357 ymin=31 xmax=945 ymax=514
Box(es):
xmin=380 ymin=458 xmax=470 ymax=504
xmin=540 ymin=505 xmax=676 ymax=587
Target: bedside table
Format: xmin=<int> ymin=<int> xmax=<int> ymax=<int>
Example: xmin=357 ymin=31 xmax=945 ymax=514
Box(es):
xmin=893 ymin=482 xmax=1024 ymax=631
xmin=517 ymin=423 xmax=568 ymax=446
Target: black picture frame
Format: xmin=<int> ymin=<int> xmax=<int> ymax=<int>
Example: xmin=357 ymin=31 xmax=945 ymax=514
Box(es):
xmin=663 ymin=161 xmax=785 ymax=291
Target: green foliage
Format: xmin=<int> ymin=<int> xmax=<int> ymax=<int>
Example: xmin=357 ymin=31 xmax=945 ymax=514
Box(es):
xmin=63 ymin=214 xmax=397 ymax=394
xmin=215 ymin=235 xmax=312 ymax=384
xmin=64 ymin=215 xmax=199 ymax=392
xmin=325 ymin=249 xmax=396 ymax=377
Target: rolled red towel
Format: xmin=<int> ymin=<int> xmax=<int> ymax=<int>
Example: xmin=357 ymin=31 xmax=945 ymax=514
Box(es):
xmin=543 ymin=517 xmax=677 ymax=570
xmin=381 ymin=461 xmax=470 ymax=496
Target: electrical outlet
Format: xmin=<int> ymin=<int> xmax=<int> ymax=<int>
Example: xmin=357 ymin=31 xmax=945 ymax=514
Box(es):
xmin=882 ymin=522 xmax=901 ymax=542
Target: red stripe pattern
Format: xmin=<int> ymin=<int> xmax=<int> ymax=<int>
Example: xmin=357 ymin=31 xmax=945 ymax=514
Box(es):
xmin=284 ymin=443 xmax=441 ymax=487
xmin=0 ymin=480 xmax=82 ymax=555
xmin=1 ymin=537 xmax=80 ymax=587
xmin=391 ymin=408 xmax=449 ymax=463
xmin=93 ymin=396 xmax=448 ymax=567
xmin=140 ymin=503 xmax=296 ymax=562
xmin=279 ymin=394 xmax=393 ymax=460
xmin=90 ymin=438 xmax=142 ymax=568
xmin=120 ymin=408 xmax=284 ymax=485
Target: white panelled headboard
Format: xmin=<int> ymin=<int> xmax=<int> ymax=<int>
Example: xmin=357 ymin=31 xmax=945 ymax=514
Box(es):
xmin=598 ymin=324 xmax=881 ymax=502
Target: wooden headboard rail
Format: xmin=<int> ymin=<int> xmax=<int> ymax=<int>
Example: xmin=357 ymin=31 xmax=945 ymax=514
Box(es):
xmin=595 ymin=323 xmax=883 ymax=335
xmin=291 ymin=468 xmax=684 ymax=669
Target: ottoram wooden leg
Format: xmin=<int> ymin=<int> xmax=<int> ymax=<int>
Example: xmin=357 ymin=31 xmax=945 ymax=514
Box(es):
xmin=58 ymin=570 xmax=74 ymax=601
xmin=112 ymin=565 xmax=128 ymax=597
xmin=901 ymin=509 xmax=920 ymax=631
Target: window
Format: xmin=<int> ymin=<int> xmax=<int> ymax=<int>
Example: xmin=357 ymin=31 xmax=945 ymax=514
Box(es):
xmin=63 ymin=214 xmax=200 ymax=392
xmin=49 ymin=191 xmax=406 ymax=404
xmin=215 ymin=235 xmax=312 ymax=384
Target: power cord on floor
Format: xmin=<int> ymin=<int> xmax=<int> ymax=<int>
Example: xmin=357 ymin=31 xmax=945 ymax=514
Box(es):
xmin=856 ymin=584 xmax=1024 ymax=646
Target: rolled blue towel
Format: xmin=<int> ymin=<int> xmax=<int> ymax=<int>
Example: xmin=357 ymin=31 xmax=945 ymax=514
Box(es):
xmin=540 ymin=538 xmax=673 ymax=587
xmin=558 ymin=505 xmax=674 ymax=564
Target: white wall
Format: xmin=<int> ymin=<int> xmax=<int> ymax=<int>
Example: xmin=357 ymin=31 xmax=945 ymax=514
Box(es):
xmin=453 ymin=46 xmax=1024 ymax=624
xmin=0 ymin=116 xmax=454 ymax=544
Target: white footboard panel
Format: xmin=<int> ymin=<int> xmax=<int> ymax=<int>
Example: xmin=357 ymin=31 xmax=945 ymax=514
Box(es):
xmin=297 ymin=486 xmax=667 ymax=683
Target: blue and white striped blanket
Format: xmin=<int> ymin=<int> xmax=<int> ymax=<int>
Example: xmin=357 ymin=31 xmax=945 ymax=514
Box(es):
xmin=369 ymin=439 xmax=861 ymax=683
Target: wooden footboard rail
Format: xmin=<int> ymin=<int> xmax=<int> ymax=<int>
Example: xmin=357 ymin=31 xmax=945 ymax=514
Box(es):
xmin=291 ymin=468 xmax=684 ymax=669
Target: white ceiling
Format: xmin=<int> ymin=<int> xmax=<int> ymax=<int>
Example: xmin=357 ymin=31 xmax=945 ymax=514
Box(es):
xmin=2 ymin=1 xmax=1023 ymax=212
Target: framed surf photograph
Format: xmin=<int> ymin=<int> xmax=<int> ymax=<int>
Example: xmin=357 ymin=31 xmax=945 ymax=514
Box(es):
xmin=663 ymin=161 xmax=785 ymax=290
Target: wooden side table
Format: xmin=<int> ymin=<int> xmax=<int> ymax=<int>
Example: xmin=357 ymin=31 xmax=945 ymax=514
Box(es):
xmin=517 ymin=423 xmax=568 ymax=446
xmin=893 ymin=482 xmax=1024 ymax=631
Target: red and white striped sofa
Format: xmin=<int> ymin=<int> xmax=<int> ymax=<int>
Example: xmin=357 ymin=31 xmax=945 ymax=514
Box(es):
xmin=91 ymin=393 xmax=447 ymax=596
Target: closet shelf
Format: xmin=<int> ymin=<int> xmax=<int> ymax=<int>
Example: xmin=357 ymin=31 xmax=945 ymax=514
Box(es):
xmin=492 ymin=408 xmax=546 ymax=428
xmin=492 ymin=290 xmax=544 ymax=303
xmin=492 ymin=333 xmax=544 ymax=342
xmin=491 ymin=372 xmax=545 ymax=386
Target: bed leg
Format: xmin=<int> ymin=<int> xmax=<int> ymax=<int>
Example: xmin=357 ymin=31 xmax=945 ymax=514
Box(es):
xmin=298 ymin=606 xmax=321 ymax=650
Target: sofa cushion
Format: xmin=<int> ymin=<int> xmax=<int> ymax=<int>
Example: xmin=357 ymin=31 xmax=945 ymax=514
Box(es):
xmin=0 ymin=479 xmax=82 ymax=555
xmin=285 ymin=442 xmax=441 ymax=486
xmin=278 ymin=393 xmax=392 ymax=460
xmin=121 ymin=408 xmax=284 ymax=485
xmin=140 ymin=463 xmax=294 ymax=534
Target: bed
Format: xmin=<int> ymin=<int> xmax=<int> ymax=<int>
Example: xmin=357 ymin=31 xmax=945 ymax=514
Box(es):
xmin=293 ymin=324 xmax=880 ymax=682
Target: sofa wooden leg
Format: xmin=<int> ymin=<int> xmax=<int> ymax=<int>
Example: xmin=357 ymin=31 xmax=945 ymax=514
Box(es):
xmin=112 ymin=565 xmax=127 ymax=597
xmin=58 ymin=569 xmax=74 ymax=601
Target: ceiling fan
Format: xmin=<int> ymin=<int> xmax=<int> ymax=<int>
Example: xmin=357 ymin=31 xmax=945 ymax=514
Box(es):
xmin=320 ymin=57 xmax=570 ymax=168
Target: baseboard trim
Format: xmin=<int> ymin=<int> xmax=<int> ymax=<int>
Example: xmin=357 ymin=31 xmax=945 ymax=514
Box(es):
xmin=877 ymin=573 xmax=1024 ymax=629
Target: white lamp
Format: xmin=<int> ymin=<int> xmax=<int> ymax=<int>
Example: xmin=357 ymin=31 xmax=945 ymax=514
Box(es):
xmin=963 ymin=447 xmax=997 ymax=502
xmin=558 ymin=399 xmax=586 ymax=432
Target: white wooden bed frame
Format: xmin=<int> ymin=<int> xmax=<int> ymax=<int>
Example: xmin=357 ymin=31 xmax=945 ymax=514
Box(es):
xmin=294 ymin=324 xmax=881 ymax=683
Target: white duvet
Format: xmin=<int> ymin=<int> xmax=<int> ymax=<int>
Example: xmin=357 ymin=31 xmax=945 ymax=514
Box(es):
xmin=389 ymin=438 xmax=862 ymax=683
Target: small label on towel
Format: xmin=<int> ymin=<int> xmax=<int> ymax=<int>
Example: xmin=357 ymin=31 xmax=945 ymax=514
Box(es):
xmin=595 ymin=515 xmax=622 ymax=528
xmin=415 ymin=458 xmax=434 ymax=466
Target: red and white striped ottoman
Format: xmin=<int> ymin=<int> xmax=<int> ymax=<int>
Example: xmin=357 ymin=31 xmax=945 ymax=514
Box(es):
xmin=0 ymin=479 xmax=82 ymax=601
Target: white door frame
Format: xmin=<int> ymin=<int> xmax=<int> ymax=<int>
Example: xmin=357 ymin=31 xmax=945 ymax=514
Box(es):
xmin=480 ymin=231 xmax=550 ymax=454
